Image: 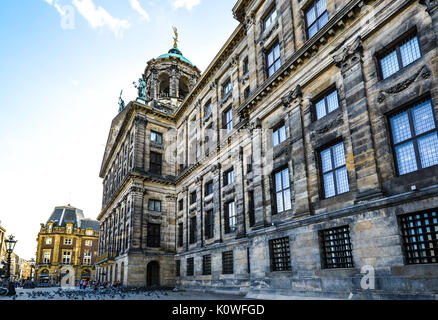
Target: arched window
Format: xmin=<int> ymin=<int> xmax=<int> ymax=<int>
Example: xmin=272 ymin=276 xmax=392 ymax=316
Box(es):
xmin=158 ymin=73 xmax=170 ymax=98
xmin=179 ymin=76 xmax=190 ymax=99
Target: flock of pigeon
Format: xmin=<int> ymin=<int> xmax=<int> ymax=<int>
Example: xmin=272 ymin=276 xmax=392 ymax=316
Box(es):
xmin=2 ymin=287 xmax=172 ymax=300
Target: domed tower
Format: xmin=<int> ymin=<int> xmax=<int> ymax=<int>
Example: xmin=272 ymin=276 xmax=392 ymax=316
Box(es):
xmin=139 ymin=29 xmax=201 ymax=111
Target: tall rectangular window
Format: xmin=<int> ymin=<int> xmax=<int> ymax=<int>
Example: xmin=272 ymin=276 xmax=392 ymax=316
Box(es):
xmin=150 ymin=152 xmax=162 ymax=175
xmin=62 ymin=251 xmax=72 ymax=265
xmin=399 ymin=209 xmax=438 ymax=264
xmin=178 ymin=199 xmax=184 ymax=211
xmin=190 ymin=191 xmax=197 ymax=205
xmin=147 ymin=223 xmax=161 ymax=248
xmin=205 ymin=181 xmax=214 ymax=196
xmin=43 ymin=251 xmax=51 ymax=264
xmin=202 ymin=254 xmax=212 ymax=275
xmin=205 ymin=210 xmax=214 ymax=239
xmin=266 ymin=42 xmax=281 ymax=77
xmin=315 ymin=89 xmax=340 ymax=120
xmin=248 ymin=191 xmax=255 ymax=227
xmin=380 ymin=34 xmax=421 ymax=79
xmin=186 ymin=257 xmax=194 ymax=276
xmin=178 ymin=223 xmax=184 ymax=248
xmin=224 ymin=169 xmax=234 ymax=186
xmin=83 ymin=252 xmax=92 ymax=265
xmin=274 ymin=168 xmax=292 ymax=214
xmin=306 ymin=0 xmax=328 ymax=39
xmin=223 ymin=79 xmax=232 ymax=98
xmin=390 ymin=99 xmax=438 ymax=175
xmin=189 ymin=216 xmax=197 ymax=244
xmin=148 ymin=199 xmax=161 ymax=212
xmin=150 ymin=131 xmax=163 ymax=144
xmin=243 ymin=57 xmax=249 ymax=75
xmin=269 ymin=237 xmax=291 ymax=271
xmin=224 ymin=108 xmax=233 ymax=132
xmin=320 ymin=226 xmax=354 ymax=269
xmin=222 ymin=251 xmax=234 ymax=274
xmin=204 ymin=101 xmax=212 ymax=116
xmin=176 ymin=260 xmax=181 ymax=277
xmin=320 ymin=142 xmax=350 ymax=198
xmin=272 ymin=124 xmax=286 ymax=146
xmin=224 ymin=201 xmax=237 ymax=234
xmin=263 ymin=7 xmax=277 ymax=30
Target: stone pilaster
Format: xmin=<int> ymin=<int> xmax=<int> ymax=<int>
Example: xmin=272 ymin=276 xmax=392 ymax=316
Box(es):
xmin=333 ymin=37 xmax=383 ymax=202
xmin=235 ymin=147 xmax=246 ymax=238
xmin=282 ymin=85 xmax=311 ymax=216
xmin=133 ymin=114 xmax=147 ymax=172
xmin=211 ymin=164 xmax=222 ymax=243
xmin=128 ymin=186 xmax=144 ymax=253
xmin=195 ymin=176 xmax=203 ymax=247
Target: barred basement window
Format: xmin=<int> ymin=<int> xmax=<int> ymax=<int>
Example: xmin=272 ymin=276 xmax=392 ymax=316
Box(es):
xmin=320 ymin=226 xmax=354 ymax=269
xmin=205 ymin=210 xmax=214 ymax=239
xmin=202 ymin=254 xmax=212 ymax=275
xmin=178 ymin=223 xmax=184 ymax=248
xmin=222 ymin=251 xmax=234 ymax=274
xmin=189 ymin=216 xmax=197 ymax=244
xmin=389 ymin=99 xmax=438 ymax=176
xmin=399 ymin=209 xmax=438 ymax=264
xmin=187 ymin=257 xmax=194 ymax=276
xmin=269 ymin=237 xmax=291 ymax=271
xmin=176 ymin=260 xmax=181 ymax=277
xmin=147 ymin=223 xmax=160 ymax=248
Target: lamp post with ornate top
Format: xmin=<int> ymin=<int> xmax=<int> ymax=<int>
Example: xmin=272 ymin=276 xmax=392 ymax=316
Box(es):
xmin=4 ymin=235 xmax=17 ymax=295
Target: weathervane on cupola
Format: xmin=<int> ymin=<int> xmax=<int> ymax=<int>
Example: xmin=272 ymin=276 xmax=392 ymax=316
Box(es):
xmin=173 ymin=26 xmax=179 ymax=48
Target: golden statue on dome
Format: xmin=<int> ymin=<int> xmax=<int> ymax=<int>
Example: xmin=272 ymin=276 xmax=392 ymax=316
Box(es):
xmin=173 ymin=26 xmax=179 ymax=48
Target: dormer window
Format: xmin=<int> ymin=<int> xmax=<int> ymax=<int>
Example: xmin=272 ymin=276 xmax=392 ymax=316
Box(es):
xmin=264 ymin=7 xmax=277 ymax=30
xmin=85 ymin=229 xmax=93 ymax=236
xmin=48 ymin=224 xmax=53 ymax=233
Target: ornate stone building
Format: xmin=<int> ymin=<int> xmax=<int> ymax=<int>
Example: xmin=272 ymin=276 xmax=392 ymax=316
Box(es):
xmin=35 ymin=205 xmax=99 ymax=285
xmin=97 ymin=0 xmax=438 ymax=298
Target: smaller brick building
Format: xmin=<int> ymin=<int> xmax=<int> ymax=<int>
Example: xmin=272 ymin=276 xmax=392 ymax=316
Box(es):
xmin=35 ymin=205 xmax=99 ymax=286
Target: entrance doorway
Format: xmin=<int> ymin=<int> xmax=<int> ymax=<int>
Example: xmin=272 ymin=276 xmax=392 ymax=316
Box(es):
xmin=146 ymin=261 xmax=160 ymax=286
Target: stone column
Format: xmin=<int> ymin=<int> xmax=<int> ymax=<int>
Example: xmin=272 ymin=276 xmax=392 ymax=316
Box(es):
xmin=333 ymin=37 xmax=383 ymax=202
xmin=249 ymin=119 xmax=267 ymax=229
xmin=282 ymin=85 xmax=311 ymax=216
xmin=151 ymin=68 xmax=158 ymax=100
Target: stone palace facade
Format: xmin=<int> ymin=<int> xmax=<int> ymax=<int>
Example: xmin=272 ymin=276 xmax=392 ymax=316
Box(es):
xmin=96 ymin=0 xmax=438 ymax=299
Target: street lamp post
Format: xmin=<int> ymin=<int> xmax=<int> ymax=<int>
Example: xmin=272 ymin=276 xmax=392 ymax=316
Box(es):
xmin=29 ymin=258 xmax=35 ymax=282
xmin=4 ymin=235 xmax=17 ymax=296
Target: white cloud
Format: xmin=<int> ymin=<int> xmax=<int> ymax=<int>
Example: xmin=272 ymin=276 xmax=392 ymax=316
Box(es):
xmin=172 ymin=0 xmax=201 ymax=11
xmin=44 ymin=0 xmax=67 ymax=16
xmin=72 ymin=80 xmax=80 ymax=87
xmin=129 ymin=0 xmax=150 ymax=22
xmin=72 ymin=0 xmax=131 ymax=38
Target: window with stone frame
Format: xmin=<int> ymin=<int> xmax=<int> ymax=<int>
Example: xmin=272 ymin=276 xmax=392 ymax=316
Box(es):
xmin=269 ymin=237 xmax=291 ymax=271
xmin=399 ymin=209 xmax=438 ymax=264
xmin=205 ymin=180 xmax=214 ymax=196
xmin=248 ymin=191 xmax=255 ymax=227
xmin=223 ymin=107 xmax=233 ymax=132
xmin=263 ymin=6 xmax=277 ymax=31
xmin=205 ymin=210 xmax=214 ymax=239
xmin=204 ymin=100 xmax=212 ymax=117
xmin=148 ymin=199 xmax=162 ymax=212
xmin=43 ymin=251 xmax=51 ymax=264
xmin=83 ymin=252 xmax=92 ymax=265
xmin=178 ymin=222 xmax=184 ymax=248
xmin=186 ymin=257 xmax=194 ymax=276
xmin=305 ymin=0 xmax=328 ymax=39
xmin=389 ymin=99 xmax=438 ymax=176
xmin=64 ymin=238 xmax=73 ymax=245
xmin=266 ymin=41 xmax=281 ymax=77
xmin=85 ymin=240 xmax=92 ymax=247
xmin=178 ymin=199 xmax=184 ymax=211
xmin=224 ymin=201 xmax=237 ymax=234
xmin=222 ymin=250 xmax=234 ymax=274
xmin=147 ymin=223 xmax=161 ymax=248
xmin=319 ymin=141 xmax=350 ymax=198
xmin=224 ymin=168 xmax=234 ymax=186
xmin=176 ymin=260 xmax=181 ymax=277
xmin=272 ymin=122 xmax=286 ymax=146
xmin=62 ymin=251 xmax=72 ymax=265
xmin=378 ymin=32 xmax=421 ymax=80
xmin=85 ymin=229 xmax=94 ymax=236
xmin=222 ymin=79 xmax=232 ymax=98
xmin=202 ymin=254 xmax=212 ymax=275
xmin=151 ymin=130 xmax=163 ymax=145
xmin=314 ymin=88 xmax=340 ymax=120
xmin=189 ymin=216 xmax=197 ymax=244
xmin=320 ymin=225 xmax=354 ymax=269
xmin=45 ymin=237 xmax=52 ymax=245
xmin=273 ymin=167 xmax=292 ymax=214
xmin=149 ymin=151 xmax=162 ymax=175
xmin=244 ymin=86 xmax=251 ymax=99
xmin=190 ymin=191 xmax=197 ymax=205
xmin=243 ymin=57 xmax=249 ymax=75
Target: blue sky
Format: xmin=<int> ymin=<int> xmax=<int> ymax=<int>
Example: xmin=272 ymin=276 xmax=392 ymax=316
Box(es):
xmin=0 ymin=0 xmax=238 ymax=259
